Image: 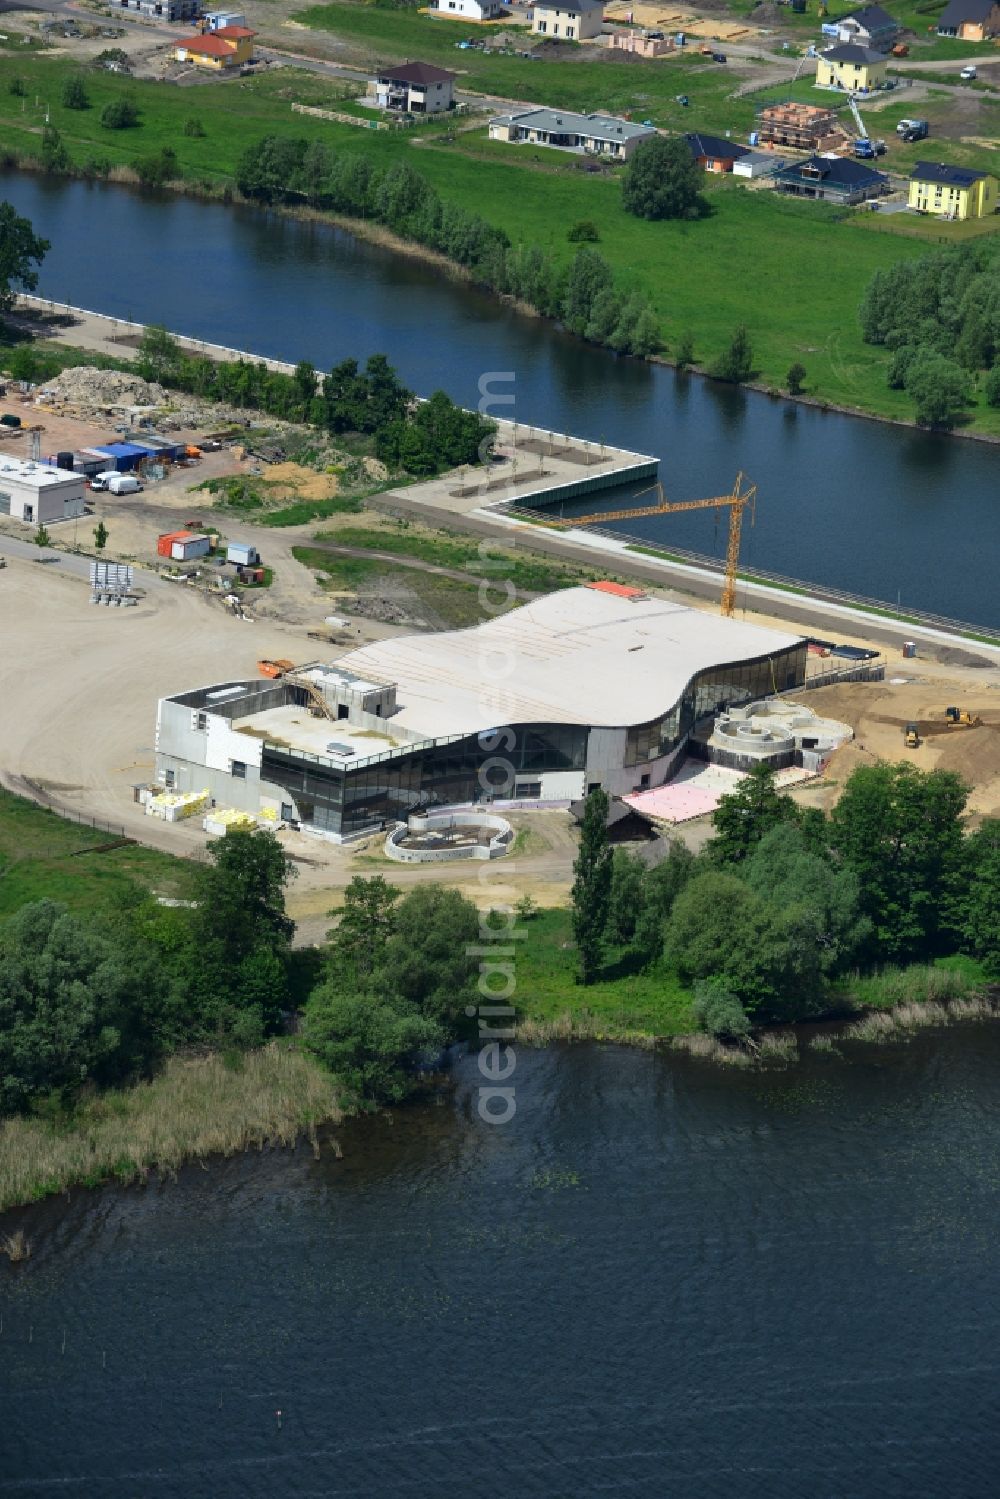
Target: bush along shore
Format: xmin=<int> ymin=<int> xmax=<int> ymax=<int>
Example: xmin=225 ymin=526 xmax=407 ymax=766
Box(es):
xmin=3 ymin=756 xmax=1000 ymax=1216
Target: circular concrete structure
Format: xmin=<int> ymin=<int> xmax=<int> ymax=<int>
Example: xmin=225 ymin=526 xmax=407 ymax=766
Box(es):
xmin=385 ymin=810 xmax=514 ymax=863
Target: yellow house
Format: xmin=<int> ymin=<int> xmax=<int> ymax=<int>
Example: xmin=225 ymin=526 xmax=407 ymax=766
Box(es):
xmin=908 ymin=163 xmax=999 ymax=221
xmin=173 ymin=25 xmax=255 ymax=70
xmin=815 ymin=43 xmax=889 ymax=92
xmin=531 ymin=0 xmax=605 ymax=42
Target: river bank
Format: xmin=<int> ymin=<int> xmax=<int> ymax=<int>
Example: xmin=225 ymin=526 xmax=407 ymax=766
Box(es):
xmin=0 ymin=1044 xmax=344 ymax=1218
xmin=4 ymin=46 xmax=999 ymax=435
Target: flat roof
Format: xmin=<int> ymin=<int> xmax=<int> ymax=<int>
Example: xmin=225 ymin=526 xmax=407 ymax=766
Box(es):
xmin=0 ymin=459 xmax=82 ymax=489
xmin=333 ymin=587 xmax=804 ymax=737
xmin=234 ymin=704 xmax=403 ymax=760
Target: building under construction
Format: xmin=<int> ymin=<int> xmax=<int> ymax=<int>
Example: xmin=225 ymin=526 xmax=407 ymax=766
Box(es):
xmin=756 ymin=102 xmax=847 ymax=153
xmin=154 ymin=586 xmax=807 ymax=840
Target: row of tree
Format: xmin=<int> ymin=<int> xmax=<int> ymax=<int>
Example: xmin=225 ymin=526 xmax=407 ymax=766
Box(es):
xmin=235 ymin=138 xmax=662 ymax=359
xmin=572 ymin=762 xmax=1000 ymax=1035
xmin=136 ymin=327 xmax=493 ymax=476
xmin=860 ymin=240 xmax=1000 ymax=427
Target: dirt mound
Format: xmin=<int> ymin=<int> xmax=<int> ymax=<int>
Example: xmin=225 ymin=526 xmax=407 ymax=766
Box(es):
xmin=43 ymin=366 xmax=168 ymax=410
xmin=264 ymin=462 xmax=338 ymax=500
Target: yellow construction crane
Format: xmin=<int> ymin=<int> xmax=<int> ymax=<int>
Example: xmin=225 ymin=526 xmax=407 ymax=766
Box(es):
xmin=541 ymin=472 xmax=757 ymax=618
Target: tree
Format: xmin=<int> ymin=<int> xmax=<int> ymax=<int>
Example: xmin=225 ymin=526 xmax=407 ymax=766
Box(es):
xmin=33 ymin=524 xmax=50 ymax=548
xmin=904 ymin=349 xmax=971 ymax=429
xmin=100 ymin=97 xmax=140 ymax=130
xmin=191 ymin=828 xmax=295 ymax=1035
xmin=567 ymin=219 xmax=599 ymax=242
xmin=960 ymin=819 xmax=1000 ymax=978
xmin=631 ymin=839 xmax=696 ymax=966
xmin=0 ymin=202 xmax=49 ymax=315
xmin=0 ymin=901 xmax=168 ymax=1115
xmin=40 ymin=126 xmax=71 ymax=174
xmin=93 ymin=521 xmax=108 ymax=551
xmin=561 ymin=248 xmax=612 ymax=339
xmin=135 ymin=147 xmax=178 ymax=188
xmin=692 ymin=979 xmax=750 ymax=1041
xmin=743 ymin=822 xmax=869 ymax=976
xmin=377 ymin=885 xmax=480 ymax=1029
xmin=667 ymin=871 xmax=826 ymax=1020
xmin=605 ymin=850 xmax=647 ymax=945
xmin=326 ymin=874 xmax=400 ymax=985
xmin=675 ymin=331 xmax=695 ymax=371
xmin=302 ymin=986 xmax=443 ymax=1107
xmin=830 ymin=762 xmax=968 ymax=962
xmin=8 ymin=77 xmax=26 ymax=98
xmin=62 ymin=74 xmax=90 ymax=110
xmin=183 ymin=117 xmax=206 ymax=138
xmin=709 ymin=763 xmax=794 ymax=866
xmin=710 ymin=324 xmax=754 ymax=384
xmin=622 ymin=135 xmax=707 ymax=222
xmin=136 ymin=323 xmax=183 ymax=383
xmin=786 ymin=362 xmax=807 ymax=396
xmin=571 ymin=788 xmax=613 ymax=983
xmin=985 ymin=367 xmax=1000 ymax=408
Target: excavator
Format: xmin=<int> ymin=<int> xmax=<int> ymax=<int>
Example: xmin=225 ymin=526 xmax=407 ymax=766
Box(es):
xmin=904 ymin=723 xmax=920 ymax=749
xmin=945 ymin=706 xmax=982 ymax=729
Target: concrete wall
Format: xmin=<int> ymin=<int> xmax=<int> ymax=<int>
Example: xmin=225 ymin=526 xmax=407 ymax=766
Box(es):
xmin=0 ymin=472 xmax=86 ymax=524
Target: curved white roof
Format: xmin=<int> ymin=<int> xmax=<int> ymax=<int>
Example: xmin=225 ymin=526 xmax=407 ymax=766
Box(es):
xmin=335 ymin=587 xmax=803 ymax=738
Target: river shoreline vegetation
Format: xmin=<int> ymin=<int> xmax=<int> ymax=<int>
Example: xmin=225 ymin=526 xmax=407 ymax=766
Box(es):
xmin=3 ymin=749 xmax=999 ymax=1214
xmin=2 ymin=49 xmax=1000 ymax=433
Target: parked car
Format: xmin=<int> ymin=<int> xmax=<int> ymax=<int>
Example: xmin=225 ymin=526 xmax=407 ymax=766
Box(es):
xmin=89 ymin=471 xmax=115 ymax=491
xmin=712 ymin=52 xmax=727 ymax=62
xmin=896 ymin=118 xmax=929 ymax=140
xmin=960 ymin=65 xmax=977 ymax=80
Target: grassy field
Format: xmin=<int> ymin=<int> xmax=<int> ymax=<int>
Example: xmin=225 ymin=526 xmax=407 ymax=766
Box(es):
xmin=0 ymin=789 xmax=194 ymax=920
xmin=293 ymin=542 xmax=506 ymax=624
xmin=0 ymin=1043 xmax=342 ymax=1213
xmin=515 ymin=908 xmax=694 ymax=1035
xmin=312 ymin=523 xmax=597 ymax=591
xmin=2 ymin=49 xmax=1000 ymax=430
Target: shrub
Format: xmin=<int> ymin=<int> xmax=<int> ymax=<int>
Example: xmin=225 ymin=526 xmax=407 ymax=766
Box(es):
xmin=692 ymin=980 xmax=751 ymax=1040
xmin=100 ymin=97 xmax=140 ymax=130
xmin=184 ymin=117 xmax=206 ymax=138
xmin=786 ymin=361 xmax=806 ymax=396
xmin=567 ymin=219 xmax=599 ymax=243
xmin=710 ymin=325 xmax=754 ymax=384
xmin=61 ymin=75 xmax=90 ymax=110
xmin=984 ymin=366 xmax=1000 ymax=408
xmin=675 ymin=331 xmax=695 ymax=371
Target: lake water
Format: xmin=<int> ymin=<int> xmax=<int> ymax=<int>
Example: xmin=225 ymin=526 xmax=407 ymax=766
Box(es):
xmin=3 ymin=1034 xmax=1000 ymax=1495
xmin=3 ymin=172 xmax=1000 ymax=628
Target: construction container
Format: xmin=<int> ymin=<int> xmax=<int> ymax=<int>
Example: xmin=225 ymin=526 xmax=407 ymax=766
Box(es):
xmin=258 ymin=658 xmax=294 ymax=678
xmin=157 ymin=530 xmax=211 ymax=561
xmin=56 ymin=451 xmax=74 ymax=471
xmin=227 ymin=541 xmax=260 ymax=568
xmin=0 ymin=413 xmax=22 ymax=429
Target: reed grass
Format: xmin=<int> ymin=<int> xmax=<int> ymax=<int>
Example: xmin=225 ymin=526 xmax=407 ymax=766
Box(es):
xmin=513 ymin=1012 xmax=657 ymax=1049
xmin=755 ymin=1032 xmax=799 ymax=1064
xmin=0 ymin=1045 xmax=343 ymax=1213
xmin=841 ymin=994 xmax=995 ymax=1046
xmin=1 ymin=1229 xmax=30 ymax=1262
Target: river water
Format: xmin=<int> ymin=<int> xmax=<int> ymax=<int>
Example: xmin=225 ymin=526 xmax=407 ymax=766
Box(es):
xmin=3 ymin=1035 xmax=1000 ymax=1494
xmin=3 ymin=172 xmax=1000 ymax=628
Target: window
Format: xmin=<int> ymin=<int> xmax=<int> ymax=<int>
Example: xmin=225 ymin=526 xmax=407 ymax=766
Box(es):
xmin=164 ymin=769 xmax=175 ymax=788
xmin=280 ymin=802 xmax=294 ymax=821
xmin=231 ymin=760 xmax=247 ymax=779
xmin=24 ymin=504 xmax=33 ymax=522
xmin=195 ymin=711 xmax=207 ymax=731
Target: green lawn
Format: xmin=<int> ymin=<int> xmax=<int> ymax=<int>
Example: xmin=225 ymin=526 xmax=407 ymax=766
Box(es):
xmin=311 ymin=524 xmax=595 ymax=592
xmin=0 ymin=789 xmax=193 ymax=919
xmin=517 ymin=908 xmax=694 ymax=1035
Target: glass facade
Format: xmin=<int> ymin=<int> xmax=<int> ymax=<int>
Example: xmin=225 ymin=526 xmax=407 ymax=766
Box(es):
xmin=625 ymin=647 xmax=806 ymax=767
xmin=260 ymin=645 xmax=806 ymax=837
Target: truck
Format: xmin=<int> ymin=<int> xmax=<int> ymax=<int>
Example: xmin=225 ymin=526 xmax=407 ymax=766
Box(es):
xmin=896 ymin=118 xmax=928 ymax=141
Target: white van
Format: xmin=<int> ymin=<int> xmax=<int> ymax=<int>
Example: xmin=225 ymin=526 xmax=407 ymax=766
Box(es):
xmin=960 ymin=65 xmax=977 ymax=81
xmin=89 ymin=471 xmax=115 ymax=491
xmin=106 ymin=473 xmax=142 ymax=496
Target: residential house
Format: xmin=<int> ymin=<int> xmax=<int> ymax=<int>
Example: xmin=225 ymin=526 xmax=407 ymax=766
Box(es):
xmin=908 ymin=162 xmax=998 ymax=219
xmin=936 ymin=0 xmax=1000 ymax=38
xmin=489 ymin=107 xmax=656 ymax=159
xmin=569 ymin=797 xmax=657 ymax=843
xmin=430 ymin=0 xmax=505 ymax=21
xmin=773 ymin=153 xmax=889 ymax=204
xmin=369 ymin=61 xmax=456 ymax=114
xmin=815 ymin=43 xmax=889 ymax=91
xmin=835 ymin=5 xmax=900 ymax=50
xmin=173 ymin=24 xmax=255 ymax=68
xmin=684 ymin=131 xmax=749 ymax=173
xmin=531 ymin=0 xmax=605 ymax=41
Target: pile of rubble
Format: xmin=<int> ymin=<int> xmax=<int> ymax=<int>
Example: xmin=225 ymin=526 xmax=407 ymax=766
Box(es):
xmin=40 ymin=366 xmax=168 ymax=414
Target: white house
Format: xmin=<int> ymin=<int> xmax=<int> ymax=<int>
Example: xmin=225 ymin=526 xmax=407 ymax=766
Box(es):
xmin=202 ymin=9 xmax=247 ymax=29
xmin=430 ymin=0 xmax=504 ymax=20
xmin=531 ymin=0 xmax=605 ymax=42
xmin=369 ymin=61 xmax=456 ymax=114
xmin=0 ymin=460 xmax=86 ymax=525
